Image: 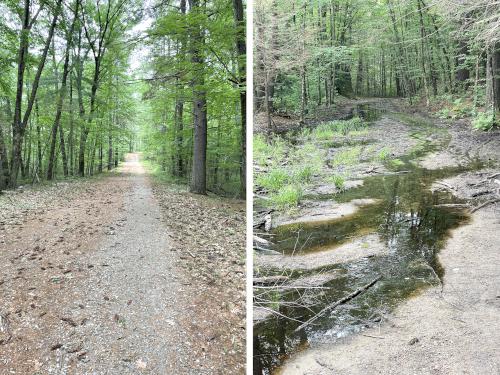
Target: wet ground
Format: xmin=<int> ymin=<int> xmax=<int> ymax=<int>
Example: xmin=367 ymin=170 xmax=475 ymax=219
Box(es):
xmin=253 ymin=101 xmax=499 ymax=374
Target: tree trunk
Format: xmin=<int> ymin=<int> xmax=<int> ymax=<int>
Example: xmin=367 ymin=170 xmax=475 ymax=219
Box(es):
xmin=232 ymin=0 xmax=246 ymax=198
xmin=189 ymin=0 xmax=207 ymax=195
xmin=486 ymin=43 xmax=500 ymax=113
xmin=47 ymin=0 xmax=79 ymax=180
xmin=10 ymin=0 xmax=62 ymax=186
xmin=0 ymin=120 xmax=9 ymax=190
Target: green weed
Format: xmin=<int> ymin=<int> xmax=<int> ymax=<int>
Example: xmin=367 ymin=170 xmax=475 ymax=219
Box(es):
xmin=270 ymin=185 xmax=303 ymax=210
xmin=254 ymin=134 xmax=288 ymax=166
xmin=329 ymin=174 xmax=345 ymax=190
xmin=376 ymin=147 xmax=391 ymax=161
xmin=332 ymin=146 xmax=362 ymax=166
xmin=255 ymin=168 xmax=289 ymax=192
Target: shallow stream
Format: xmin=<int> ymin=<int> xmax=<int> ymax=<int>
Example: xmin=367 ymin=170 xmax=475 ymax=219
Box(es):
xmin=253 ymin=105 xmax=483 ymax=374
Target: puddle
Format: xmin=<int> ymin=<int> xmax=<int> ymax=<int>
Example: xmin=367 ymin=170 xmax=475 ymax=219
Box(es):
xmin=253 ymin=107 xmax=484 ymax=374
xmin=350 ymin=103 xmax=383 ymax=121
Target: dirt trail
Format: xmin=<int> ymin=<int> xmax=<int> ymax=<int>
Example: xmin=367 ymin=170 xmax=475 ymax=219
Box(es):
xmin=0 ymin=154 xmax=217 ymax=374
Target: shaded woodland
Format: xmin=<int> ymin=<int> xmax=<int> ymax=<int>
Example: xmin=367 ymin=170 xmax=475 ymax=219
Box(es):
xmin=0 ymin=0 xmax=246 ymax=197
xmin=254 ymin=0 xmax=500 ymax=129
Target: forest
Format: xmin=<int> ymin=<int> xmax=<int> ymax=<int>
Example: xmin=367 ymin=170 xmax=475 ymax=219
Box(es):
xmin=0 ymin=0 xmax=246 ymax=197
xmin=253 ymin=1 xmax=500 ymax=374
xmin=255 ymin=0 xmax=500 ymax=129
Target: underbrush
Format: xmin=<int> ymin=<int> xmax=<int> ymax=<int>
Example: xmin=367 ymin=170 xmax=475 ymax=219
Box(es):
xmin=472 ymin=111 xmax=497 ymax=131
xmin=433 ymin=93 xmax=498 ymax=131
xmin=300 ymin=117 xmax=366 ymax=142
xmin=254 ymin=134 xmax=325 ymax=210
xmin=254 ymin=118 xmax=371 ymax=210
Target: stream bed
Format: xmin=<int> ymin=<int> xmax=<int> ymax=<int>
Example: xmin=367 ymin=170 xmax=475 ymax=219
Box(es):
xmin=253 ymin=106 xmax=485 ymax=374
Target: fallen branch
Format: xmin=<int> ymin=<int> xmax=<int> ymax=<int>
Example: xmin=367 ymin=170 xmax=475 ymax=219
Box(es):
xmin=294 ymin=276 xmax=382 ymax=332
xmin=253 ymin=275 xmax=289 ymax=285
xmin=361 ymin=333 xmax=385 ymax=339
xmin=434 ymin=203 xmax=470 ymax=208
xmin=471 ymin=190 xmax=492 ymax=197
xmin=434 ymin=181 xmax=456 ymax=191
xmin=470 ymin=198 xmax=500 ymax=213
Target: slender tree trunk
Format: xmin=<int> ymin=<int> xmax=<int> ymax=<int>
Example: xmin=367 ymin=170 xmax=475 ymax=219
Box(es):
xmin=189 ymin=0 xmax=208 ymax=195
xmin=69 ymin=74 xmax=74 ymax=175
xmin=0 ymin=120 xmax=9 ymax=190
xmin=47 ymin=0 xmax=79 ymax=180
xmin=233 ymin=0 xmax=246 ymax=198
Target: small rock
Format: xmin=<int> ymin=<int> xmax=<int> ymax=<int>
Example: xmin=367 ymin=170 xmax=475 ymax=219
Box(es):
xmin=408 ymin=337 xmax=419 ymax=345
xmin=50 ymin=343 xmax=63 ymax=351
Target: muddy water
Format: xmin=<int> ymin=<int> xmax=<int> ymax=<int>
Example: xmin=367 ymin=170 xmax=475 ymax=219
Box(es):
xmin=253 ymin=107 xmax=482 ymax=374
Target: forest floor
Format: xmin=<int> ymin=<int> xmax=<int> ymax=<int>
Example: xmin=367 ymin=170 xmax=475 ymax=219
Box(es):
xmin=0 ymin=153 xmax=245 ymax=375
xmin=255 ymin=98 xmax=500 ymax=374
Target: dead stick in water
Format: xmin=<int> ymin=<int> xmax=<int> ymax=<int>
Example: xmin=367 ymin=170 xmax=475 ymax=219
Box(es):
xmin=294 ymin=276 xmax=382 ymax=332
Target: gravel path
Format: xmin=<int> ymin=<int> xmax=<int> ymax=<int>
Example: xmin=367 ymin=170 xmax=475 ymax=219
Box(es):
xmin=0 ymin=155 xmax=196 ymax=374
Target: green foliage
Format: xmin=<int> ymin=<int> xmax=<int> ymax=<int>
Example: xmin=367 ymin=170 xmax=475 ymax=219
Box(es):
xmin=329 ymin=174 xmax=345 ymax=190
xmin=254 ymin=134 xmax=287 ymax=166
xmin=332 ymin=146 xmax=362 ymax=166
xmin=269 ymin=185 xmax=303 ymax=210
xmin=389 ymin=159 xmax=405 ymax=168
xmin=376 ymin=147 xmax=391 ymax=161
xmin=472 ymin=111 xmax=496 ymax=131
xmin=255 ymin=168 xmax=289 ymax=192
xmin=310 ymin=117 xmax=366 ymax=141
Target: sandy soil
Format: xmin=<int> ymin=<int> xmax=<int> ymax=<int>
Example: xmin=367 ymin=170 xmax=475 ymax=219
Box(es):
xmin=255 ymin=234 xmax=386 ymax=272
xmin=271 ymin=199 xmax=378 ymax=228
xmin=0 ymin=154 xmax=245 ymax=374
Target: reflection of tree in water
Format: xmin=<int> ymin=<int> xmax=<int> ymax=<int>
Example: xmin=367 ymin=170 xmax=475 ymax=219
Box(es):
xmin=254 ymin=166 xmax=470 ymax=374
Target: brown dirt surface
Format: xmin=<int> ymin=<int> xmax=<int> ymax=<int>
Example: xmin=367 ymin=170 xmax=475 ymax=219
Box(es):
xmin=151 ymin=180 xmax=246 ymax=374
xmin=0 ymin=154 xmax=245 ymax=375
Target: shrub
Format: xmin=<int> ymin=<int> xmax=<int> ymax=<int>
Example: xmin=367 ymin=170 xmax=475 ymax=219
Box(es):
xmin=270 ymin=185 xmax=303 ymax=209
xmin=472 ymin=111 xmax=496 ymax=131
xmin=255 ymin=168 xmax=289 ymax=192
xmin=377 ymin=147 xmax=391 ymax=161
xmin=329 ymin=174 xmax=345 ymax=190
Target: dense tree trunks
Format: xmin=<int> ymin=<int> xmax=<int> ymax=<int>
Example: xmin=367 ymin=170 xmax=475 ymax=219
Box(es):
xmin=173 ymin=0 xmax=187 ymax=178
xmin=47 ymin=0 xmax=79 ymax=180
xmin=455 ymin=39 xmax=470 ymax=89
xmin=189 ymin=0 xmax=208 ymax=195
xmin=10 ymin=0 xmax=62 ymax=187
xmin=417 ymin=0 xmax=429 ymax=106
xmin=9 ymin=0 xmax=31 ymax=187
